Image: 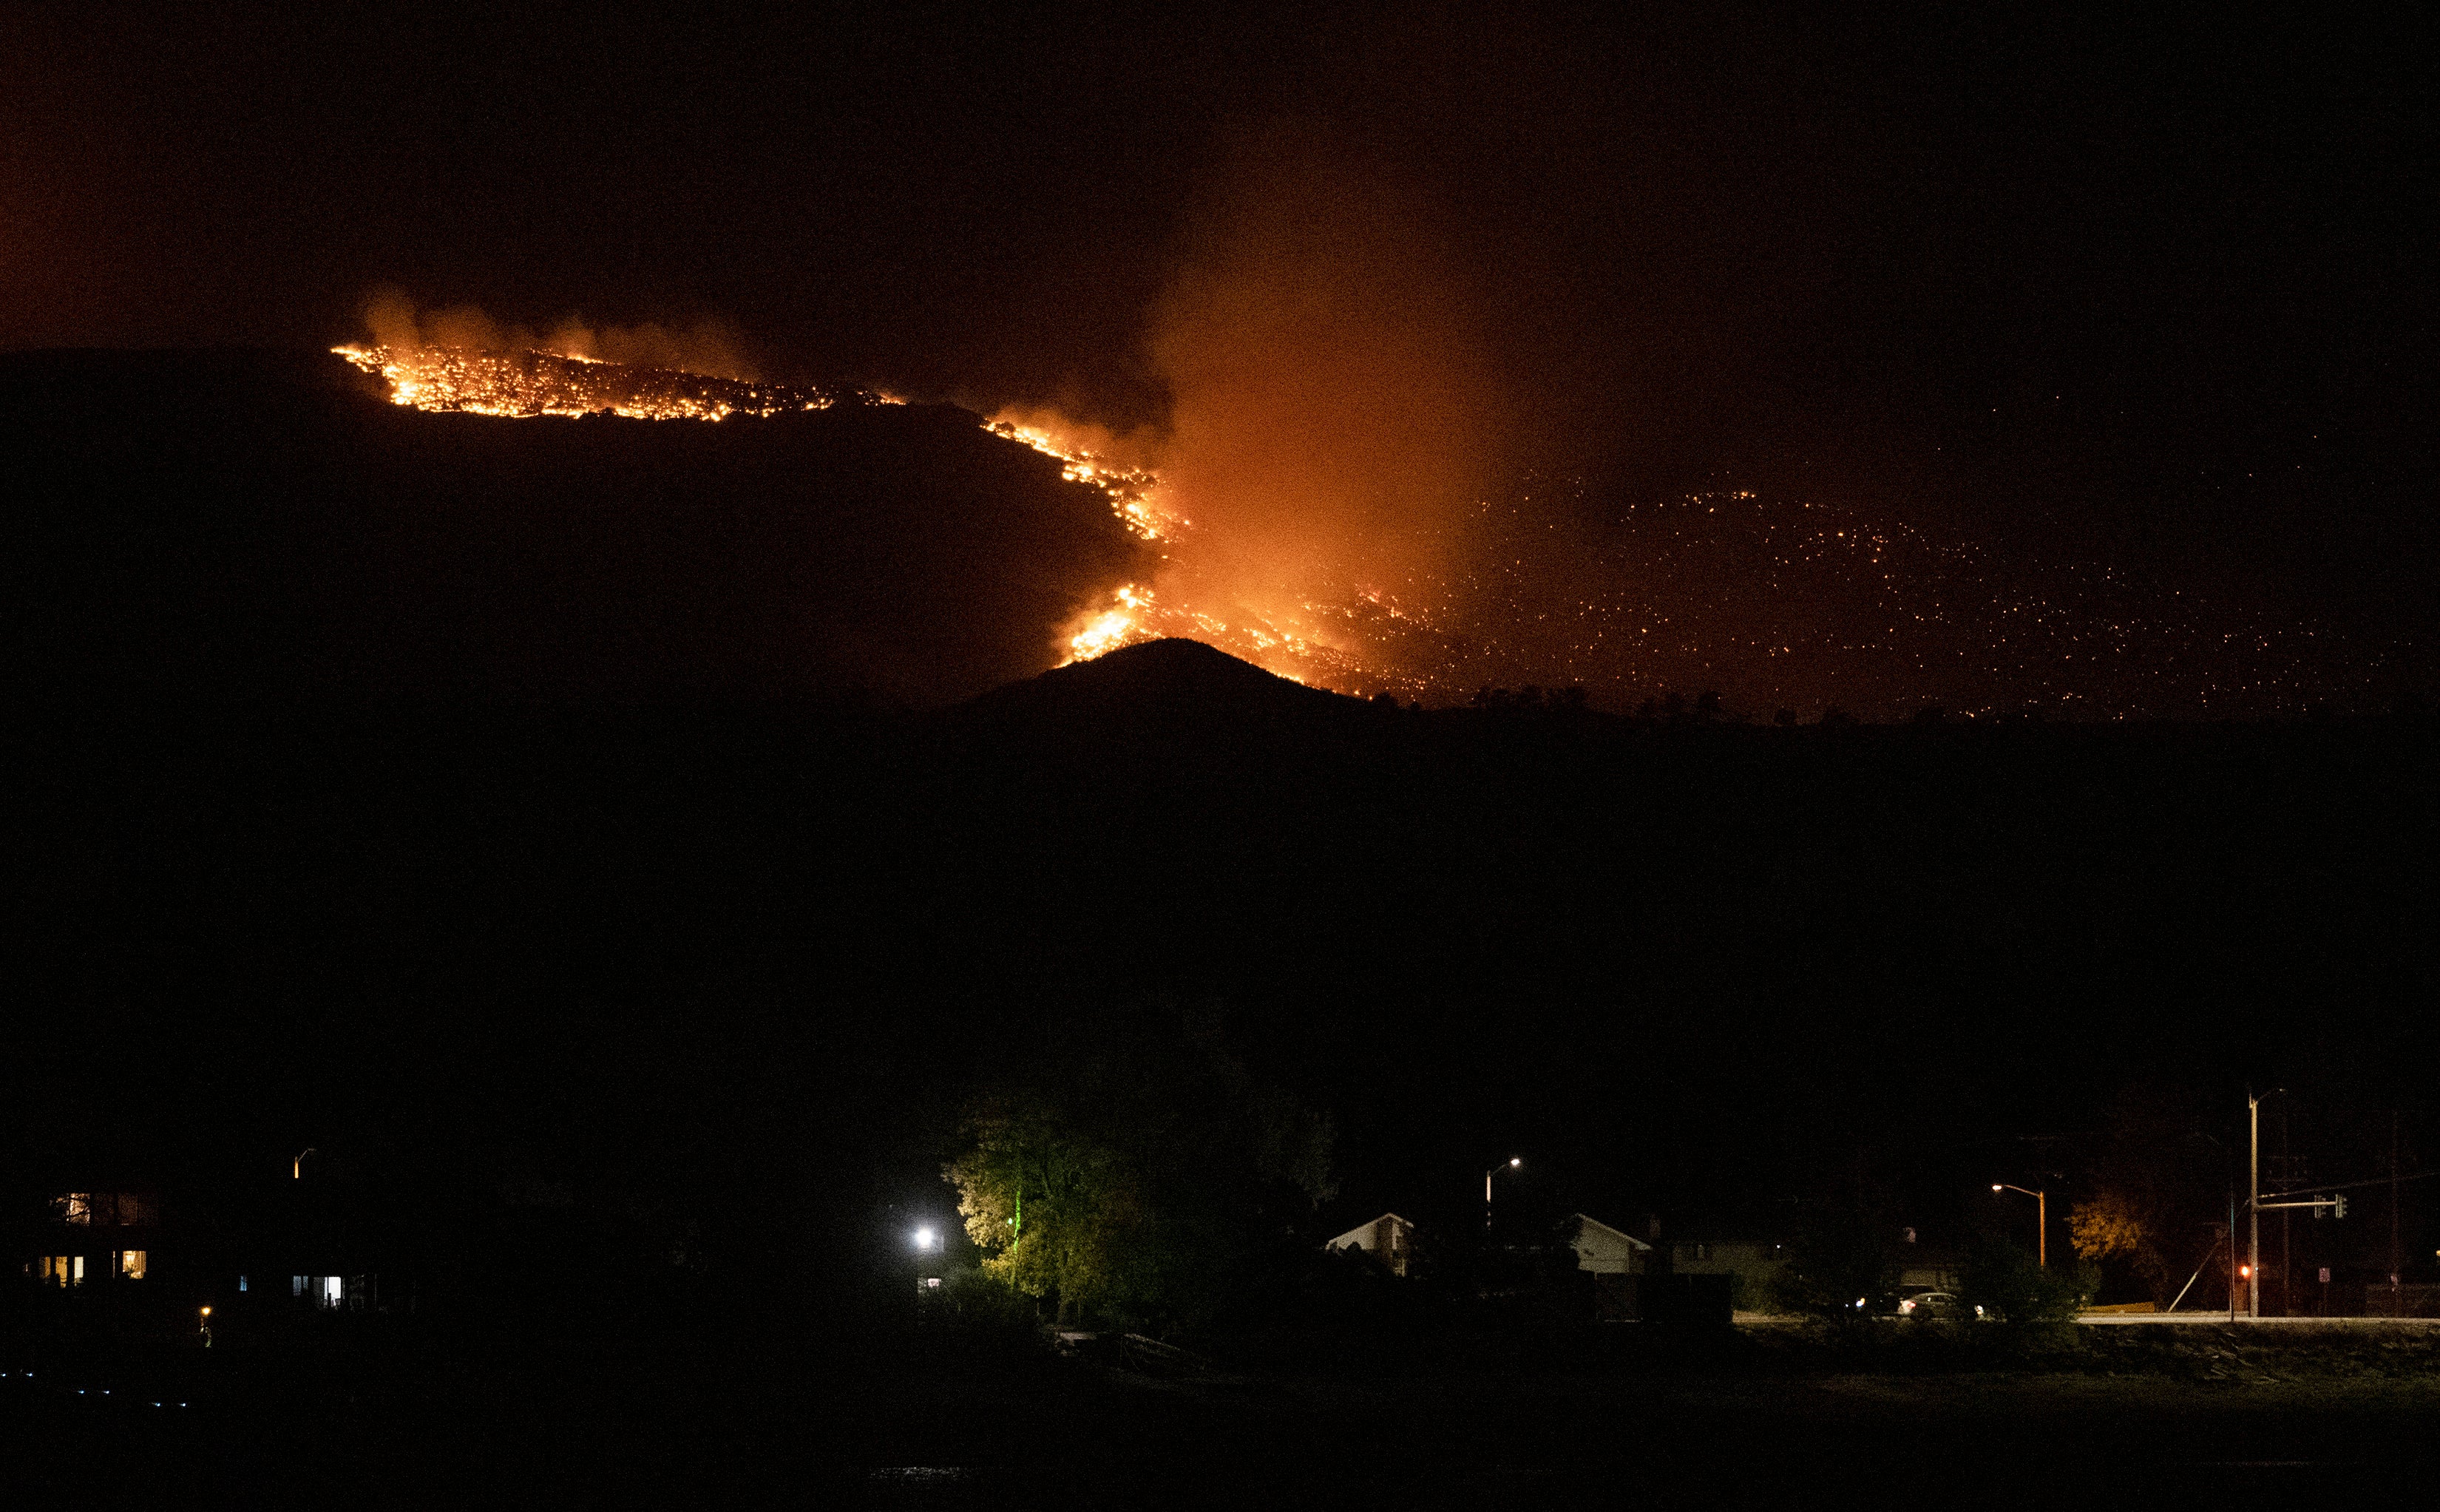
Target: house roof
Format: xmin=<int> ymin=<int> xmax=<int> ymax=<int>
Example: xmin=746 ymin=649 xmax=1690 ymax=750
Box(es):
xmin=1571 ymin=1213 xmax=1653 ymax=1250
xmin=1326 ymin=1212 xmax=1415 ymax=1249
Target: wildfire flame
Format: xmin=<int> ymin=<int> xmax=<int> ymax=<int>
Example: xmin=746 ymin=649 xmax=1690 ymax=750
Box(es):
xmin=331 ymin=343 xmax=897 ymax=421
xmin=978 ymin=411 xmax=1376 ymax=686
xmin=333 ymin=339 xmax=1406 ymax=694
xmin=983 ymin=418 xmax=1176 ymax=543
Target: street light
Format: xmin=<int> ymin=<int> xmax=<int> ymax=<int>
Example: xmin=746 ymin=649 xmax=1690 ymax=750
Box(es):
xmin=1485 ymin=1157 xmax=1521 ymax=1232
xmin=1992 ymin=1184 xmax=2047 ymax=1268
xmin=912 ymin=1227 xmax=938 ymax=1252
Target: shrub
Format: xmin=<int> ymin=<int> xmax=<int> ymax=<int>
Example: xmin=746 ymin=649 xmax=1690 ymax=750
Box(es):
xmin=943 ymin=1268 xmax=1040 ymax=1335
xmin=1956 ymin=1238 xmax=2096 ymax=1335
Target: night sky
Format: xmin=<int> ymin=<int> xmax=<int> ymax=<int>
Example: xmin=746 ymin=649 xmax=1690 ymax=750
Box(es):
xmin=4 ymin=3 xmax=2433 ymax=713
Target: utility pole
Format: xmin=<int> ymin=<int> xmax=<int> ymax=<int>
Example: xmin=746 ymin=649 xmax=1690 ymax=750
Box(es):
xmin=2393 ymin=1111 xmax=2405 ymax=1306
xmin=2280 ymin=1104 xmax=2292 ymax=1317
xmin=2248 ymin=1090 xmax=2261 ymax=1321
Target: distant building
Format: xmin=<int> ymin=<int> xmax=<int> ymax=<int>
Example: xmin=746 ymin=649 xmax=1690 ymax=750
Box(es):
xmin=24 ymin=1189 xmax=159 ymax=1288
xmin=1566 ymin=1213 xmax=1653 ymax=1321
xmin=14 ymin=1162 xmax=403 ymax=1318
xmin=1326 ymin=1213 xmax=1419 ymax=1277
xmin=1565 ymin=1214 xmax=1652 ymax=1275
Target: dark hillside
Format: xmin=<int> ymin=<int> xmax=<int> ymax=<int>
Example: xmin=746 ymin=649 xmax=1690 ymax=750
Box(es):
xmin=0 ymin=348 xmax=1147 ymax=709
xmin=957 ymin=636 xmax=1367 ymax=745
xmin=14 ymin=643 xmax=2429 ymax=1260
xmin=908 ymin=673 xmax=2439 ymax=1224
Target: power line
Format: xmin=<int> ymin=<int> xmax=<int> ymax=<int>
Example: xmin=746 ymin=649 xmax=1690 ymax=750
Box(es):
xmin=2257 ymin=1168 xmax=2440 ymax=1202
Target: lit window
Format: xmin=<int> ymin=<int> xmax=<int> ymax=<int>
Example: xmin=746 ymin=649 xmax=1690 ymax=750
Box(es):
xmin=292 ymin=1275 xmax=305 ymax=1298
xmin=322 ymin=1276 xmax=342 ymax=1309
xmin=57 ymin=1194 xmax=92 ymax=1225
xmin=239 ymin=1275 xmax=248 ymax=1292
xmin=117 ymin=1250 xmax=146 ymax=1280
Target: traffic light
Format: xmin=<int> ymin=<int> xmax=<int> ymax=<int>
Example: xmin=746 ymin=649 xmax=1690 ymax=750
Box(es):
xmin=2334 ymin=1194 xmax=2348 ymax=1220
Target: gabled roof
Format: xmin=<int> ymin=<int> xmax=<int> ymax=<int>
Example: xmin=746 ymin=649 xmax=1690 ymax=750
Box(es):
xmin=1571 ymin=1213 xmax=1653 ymax=1250
xmin=1326 ymin=1212 xmax=1416 ymax=1249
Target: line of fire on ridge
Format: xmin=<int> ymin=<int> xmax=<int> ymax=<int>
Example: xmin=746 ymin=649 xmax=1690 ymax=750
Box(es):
xmin=331 ymin=343 xmax=898 ymax=421
xmin=331 ymin=342 xmax=1384 ymax=688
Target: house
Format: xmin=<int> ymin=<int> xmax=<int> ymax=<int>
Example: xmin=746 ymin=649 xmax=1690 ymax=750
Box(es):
xmin=25 ymin=1189 xmax=160 ymax=1288
xmin=1566 ymin=1214 xmax=1652 ymax=1275
xmin=1566 ymin=1213 xmax=1653 ymax=1321
xmin=1326 ymin=1213 xmax=1418 ymax=1277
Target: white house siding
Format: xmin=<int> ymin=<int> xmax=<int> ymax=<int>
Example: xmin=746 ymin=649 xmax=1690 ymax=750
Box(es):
xmin=1326 ymin=1213 xmax=1417 ymax=1277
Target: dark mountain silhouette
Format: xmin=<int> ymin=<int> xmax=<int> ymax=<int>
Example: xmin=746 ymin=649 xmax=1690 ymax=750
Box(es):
xmin=969 ymin=636 xmax=1351 ymax=719
xmin=950 ymin=637 xmax=1379 ymax=759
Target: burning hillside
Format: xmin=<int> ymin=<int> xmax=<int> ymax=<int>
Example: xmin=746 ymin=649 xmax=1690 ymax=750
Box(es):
xmin=332 ymin=339 xmax=1391 ymax=692
xmin=328 ymin=335 xmax=2385 ymax=718
xmin=331 ymin=342 xmax=892 ymax=421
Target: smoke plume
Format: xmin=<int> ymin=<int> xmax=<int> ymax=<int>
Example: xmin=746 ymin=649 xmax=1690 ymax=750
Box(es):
xmin=1143 ymin=127 xmax=1513 ymax=624
xmin=363 ymin=288 xmax=760 ymax=382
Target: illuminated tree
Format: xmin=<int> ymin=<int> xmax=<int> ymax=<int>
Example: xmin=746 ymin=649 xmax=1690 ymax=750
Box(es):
xmin=943 ymin=1011 xmax=1336 ymax=1330
xmin=2066 ymin=1184 xmax=2194 ymax=1304
xmin=2068 ymin=1190 xmax=2149 ymax=1266
xmin=946 ymin=1107 xmax=1139 ymax=1312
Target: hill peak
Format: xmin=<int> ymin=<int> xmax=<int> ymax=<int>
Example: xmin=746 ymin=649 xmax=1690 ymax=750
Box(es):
xmin=952 ymin=638 xmax=1364 ymax=742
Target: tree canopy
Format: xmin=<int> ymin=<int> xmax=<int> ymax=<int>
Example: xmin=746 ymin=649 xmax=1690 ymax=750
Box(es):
xmin=944 ymin=1011 xmax=1336 ymax=1330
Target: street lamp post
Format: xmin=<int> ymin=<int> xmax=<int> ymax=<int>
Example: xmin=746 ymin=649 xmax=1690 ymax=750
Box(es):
xmin=1485 ymin=1157 xmax=1521 ymax=1233
xmin=1992 ymin=1184 xmax=2047 ymax=1268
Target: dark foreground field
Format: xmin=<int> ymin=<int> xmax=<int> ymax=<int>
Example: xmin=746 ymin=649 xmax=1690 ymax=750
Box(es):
xmin=8 ymin=1320 xmax=2439 ymax=1508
